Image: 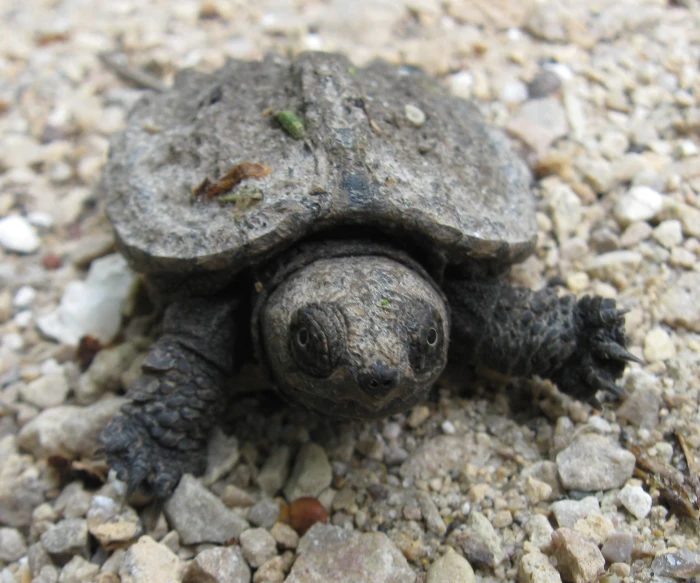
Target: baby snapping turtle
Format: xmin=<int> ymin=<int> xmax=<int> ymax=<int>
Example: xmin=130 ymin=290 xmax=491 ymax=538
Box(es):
xmin=100 ymin=52 xmax=638 ymax=496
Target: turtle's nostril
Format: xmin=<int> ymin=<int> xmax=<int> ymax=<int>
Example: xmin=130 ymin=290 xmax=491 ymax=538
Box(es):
xmin=358 ymin=360 xmax=399 ymax=397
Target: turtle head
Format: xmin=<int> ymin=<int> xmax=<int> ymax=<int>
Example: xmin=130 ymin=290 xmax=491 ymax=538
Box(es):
xmin=259 ymin=255 xmax=449 ymax=418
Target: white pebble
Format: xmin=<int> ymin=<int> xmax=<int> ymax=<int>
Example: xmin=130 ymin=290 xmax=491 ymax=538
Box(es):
xmin=500 ymin=79 xmax=528 ymax=104
xmin=13 ymin=286 xmax=36 ymax=309
xmin=13 ymin=310 xmax=33 ymax=328
xmin=405 ymin=104 xmax=426 ymax=127
xmin=2 ymin=332 xmax=24 ymax=352
xmin=644 ymin=328 xmax=676 ymax=362
xmin=303 ymin=33 xmax=323 ymax=51
xmin=0 ymin=215 xmax=41 ymax=254
xmin=618 ymin=484 xmax=652 ymax=519
xmin=506 ymin=27 xmax=524 ymax=41
xmin=27 ymin=211 xmax=54 ymax=229
xmin=614 ymin=186 xmax=664 ymax=225
xmin=441 ymin=420 xmax=456 ymax=435
xmin=449 ymin=71 xmax=474 ymax=99
xmin=653 ymin=220 xmax=683 ymax=249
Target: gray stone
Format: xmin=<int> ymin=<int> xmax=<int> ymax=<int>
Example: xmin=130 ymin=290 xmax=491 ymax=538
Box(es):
xmin=548 ymin=184 xmax=582 ymax=243
xmin=527 ymin=70 xmax=562 ymax=99
xmin=37 ymin=254 xmax=138 ymax=346
xmin=248 ymin=498 xmax=280 ymax=529
xmin=524 ymin=514 xmax=554 ymax=550
xmin=76 ymin=343 xmax=140 ymax=404
xmin=617 ymin=374 xmax=661 ymax=429
xmin=119 ymin=536 xmax=183 ymax=583
xmin=446 ymin=511 xmax=505 ymax=568
xmin=286 ymin=523 xmax=415 ymax=583
xmin=618 ymin=484 xmax=652 ymax=519
xmin=28 ymin=542 xmax=53 ymax=578
xmin=57 ymin=555 xmax=99 ymax=583
xmin=54 ymin=482 xmax=93 ymax=519
xmin=40 ymin=519 xmax=89 ymax=564
xmin=270 ymin=522 xmax=299 ymax=550
xmin=239 ymin=527 xmax=277 ymax=568
xmin=183 ymin=546 xmax=250 ymax=583
xmin=283 ymin=443 xmax=332 ymax=502
xmin=201 ymin=428 xmax=240 ymax=486
xmin=163 ymin=474 xmax=249 ymax=545
xmin=0 ymin=215 xmax=40 ymax=254
xmin=19 ymin=373 xmax=70 ymax=409
xmin=416 ymin=491 xmax=446 ymax=536
xmin=400 ymin=434 xmax=488 ymax=482
xmin=257 ymin=445 xmax=291 ymax=497
xmin=0 ymin=527 xmax=27 ymax=562
xmin=651 ymin=548 xmax=700 ymax=579
xmin=506 ymin=97 xmax=568 ymax=157
xmin=550 ymin=497 xmax=600 ymax=529
xmin=87 ymin=495 xmax=143 ymax=550
xmin=551 ymin=528 xmax=605 ymax=583
xmin=659 ymin=272 xmax=700 ymax=332
xmin=601 ymin=532 xmax=634 ymax=564
xmin=556 ymin=434 xmax=635 ymax=491
xmin=426 ymin=549 xmax=475 ymax=583
xmin=0 ymin=454 xmax=49 ymax=527
xmin=519 ymin=551 xmax=562 ymax=583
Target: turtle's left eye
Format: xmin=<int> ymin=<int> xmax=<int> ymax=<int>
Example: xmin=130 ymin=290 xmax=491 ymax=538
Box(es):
xmin=406 ymin=304 xmax=444 ymax=373
xmin=289 ymin=304 xmax=346 ymax=378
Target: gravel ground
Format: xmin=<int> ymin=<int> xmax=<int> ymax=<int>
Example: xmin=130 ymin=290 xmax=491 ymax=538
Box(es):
xmin=1 ymin=1 xmax=700 ymax=582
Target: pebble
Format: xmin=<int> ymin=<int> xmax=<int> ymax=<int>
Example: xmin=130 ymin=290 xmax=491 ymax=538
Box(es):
xmin=253 ymin=555 xmax=288 ymax=583
xmin=270 ymin=522 xmax=299 ymax=549
xmin=618 ymin=484 xmax=652 ymax=519
xmin=643 ymin=327 xmax=676 ymax=362
xmin=616 ymin=375 xmax=661 ymax=429
xmin=573 ymin=513 xmax=614 ymax=546
xmin=19 ymin=373 xmax=70 ymax=409
xmin=404 ymin=104 xmax=426 ymax=127
xmin=601 ymin=532 xmax=634 ymax=564
xmin=0 ymin=527 xmax=27 ymax=562
xmin=183 ymin=546 xmax=250 ymax=583
xmin=527 ymin=69 xmax=562 ymax=99
xmin=524 ymin=514 xmax=554 ymax=550
xmin=221 ymin=484 xmax=256 ymax=507
xmin=163 ymin=475 xmax=249 ymax=545
xmin=651 ymin=548 xmax=700 ymax=579
xmin=87 ymin=495 xmax=143 ymax=550
xmin=201 ymin=427 xmax=240 ymax=486
xmin=658 ymin=272 xmax=700 ymax=332
xmin=499 ymin=79 xmax=528 ymax=104
xmin=550 ymin=497 xmax=600 ymax=529
xmin=426 ymin=549 xmax=475 ymax=583
xmin=248 ymin=498 xmax=280 ymax=529
xmin=54 ymin=482 xmax=92 ymax=519
xmin=285 ymin=523 xmax=415 ymax=583
xmin=58 ymin=555 xmax=99 ymax=583
xmin=446 ymin=511 xmax=506 ymax=568
xmin=257 ymin=445 xmax=292 ymax=496
xmin=556 ymin=434 xmax=635 ymax=491
xmin=283 ymin=443 xmax=332 ymax=501
xmin=37 ymin=254 xmax=138 ymax=346
xmin=619 ymin=221 xmax=652 ymax=247
xmin=407 ymin=405 xmax=431 ymax=427
xmin=0 ymin=215 xmax=41 ymax=254
xmin=613 ymin=186 xmax=664 ymax=225
xmin=17 ymin=397 xmax=127 ymax=459
xmin=519 ymin=551 xmax=562 ymax=583
xmin=584 ymin=250 xmax=642 ymax=280
xmin=449 ymin=71 xmax=474 ymax=99
xmin=506 ymin=97 xmax=569 ymax=157
xmin=548 ymin=184 xmax=582 ymax=242
xmin=416 ymin=490 xmax=446 ymax=535
xmin=653 ymin=220 xmax=683 ymax=249
xmin=12 ymin=285 xmax=36 ymax=309
xmin=76 ymin=343 xmax=140 ymax=404
xmin=240 ymin=527 xmax=277 ymax=568
xmin=400 ymin=435 xmax=487 ymax=481
xmin=40 ymin=518 xmax=89 ymax=564
xmin=119 ymin=536 xmax=183 ymax=583
xmin=551 ymin=528 xmax=605 ymax=583
xmin=0 ymin=453 xmax=50 ymax=528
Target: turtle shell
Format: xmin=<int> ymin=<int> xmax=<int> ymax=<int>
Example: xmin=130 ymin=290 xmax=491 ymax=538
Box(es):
xmin=105 ymin=52 xmax=536 ymax=281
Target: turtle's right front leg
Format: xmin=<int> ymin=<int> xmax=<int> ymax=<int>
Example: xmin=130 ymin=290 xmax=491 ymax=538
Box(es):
xmin=99 ymin=297 xmax=237 ymax=497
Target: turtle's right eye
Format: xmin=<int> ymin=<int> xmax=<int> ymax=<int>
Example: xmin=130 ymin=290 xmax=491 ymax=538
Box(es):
xmin=289 ymin=304 xmax=346 ymax=378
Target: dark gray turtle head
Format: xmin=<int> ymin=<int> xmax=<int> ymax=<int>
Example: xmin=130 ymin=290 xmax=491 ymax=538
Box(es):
xmin=260 ymin=255 xmax=449 ymax=418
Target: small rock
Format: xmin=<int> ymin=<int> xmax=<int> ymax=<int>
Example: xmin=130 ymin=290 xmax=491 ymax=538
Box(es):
xmin=601 ymin=532 xmax=634 ymax=564
xmin=285 ymin=523 xmax=415 ymax=583
xmin=651 ymin=548 xmax=700 ymax=579
xmin=270 ymin=522 xmax=299 ymax=549
xmin=0 ymin=454 xmax=50 ymax=527
xmin=617 ymin=375 xmax=661 ymax=429
xmin=524 ymin=514 xmax=554 ymax=550
xmin=17 ymin=397 xmax=127 ymax=459
xmin=283 ymin=443 xmax=332 ymax=501
xmin=57 ymin=555 xmax=99 ymax=583
xmin=653 ymin=220 xmax=683 ymax=249
xmin=576 ymin=157 xmax=614 ymax=194
xmin=519 ymin=551 xmax=562 ymax=583
xmin=0 ymin=527 xmax=27 ymax=562
xmin=87 ymin=495 xmax=143 ymax=550
xmin=400 ymin=434 xmax=487 ymax=482
xmin=407 ymin=405 xmax=431 ymax=428
xmin=240 ymin=527 xmax=277 ymax=568
xmin=556 ymin=434 xmax=635 ymax=491
xmin=253 ymin=555 xmax=287 ymax=583
xmin=426 ymin=549 xmax=475 ymax=583
xmin=506 ymin=97 xmax=568 ymax=157
xmin=643 ymin=327 xmax=676 ymax=362
xmin=201 ymin=427 xmax=240 ymax=486
xmin=0 ymin=215 xmax=41 ymax=254
xmin=550 ymin=497 xmax=600 ymax=529
xmin=573 ymin=513 xmax=614 ymax=546
xmin=257 ymin=445 xmax=291 ymax=496
xmin=76 ymin=343 xmax=140 ymax=404
xmin=551 ymin=528 xmax=605 ymax=583
xmin=499 ymin=79 xmax=528 ymax=104
xmin=446 ymin=511 xmax=505 ymax=568
xmin=528 ymin=70 xmax=562 ymax=99
xmin=54 ymin=482 xmax=92 ymax=519
xmin=404 ymin=104 xmax=426 ymax=127
xmin=13 ymin=285 xmax=36 ymax=309
xmin=619 ymin=221 xmax=652 ymax=247
xmin=119 ymin=536 xmax=183 ymax=583
xmin=449 ymin=71 xmax=474 ymax=99
xmin=614 ymin=186 xmax=664 ymax=225
xmin=40 ymin=519 xmax=89 ymax=564
xmin=19 ymin=373 xmax=70 ymax=409
xmin=548 ymin=184 xmax=582 ymax=242
xmin=248 ymin=498 xmax=280 ymax=529
xmin=416 ymin=491 xmax=446 ymax=535
xmin=37 ymin=254 xmax=138 ymax=346
xmin=221 ymin=484 xmax=256 ymax=507
xmin=584 ymin=250 xmax=642 ymax=280
xmin=618 ymin=484 xmax=652 ymax=519
xmin=658 ymin=272 xmax=700 ymax=332
xmin=163 ymin=475 xmax=249 ymax=545
xmin=183 ymin=546 xmax=250 ymax=583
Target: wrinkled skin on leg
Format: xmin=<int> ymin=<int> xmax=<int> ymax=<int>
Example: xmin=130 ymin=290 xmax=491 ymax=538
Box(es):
xmin=99 ymin=297 xmax=236 ymax=497
xmin=445 ymin=279 xmax=640 ymax=400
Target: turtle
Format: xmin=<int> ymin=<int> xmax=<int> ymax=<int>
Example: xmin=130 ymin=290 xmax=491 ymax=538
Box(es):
xmin=99 ymin=52 xmax=639 ymax=497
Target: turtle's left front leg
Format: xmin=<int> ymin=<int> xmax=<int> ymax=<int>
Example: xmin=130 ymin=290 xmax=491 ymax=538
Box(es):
xmin=444 ymin=279 xmax=640 ymax=400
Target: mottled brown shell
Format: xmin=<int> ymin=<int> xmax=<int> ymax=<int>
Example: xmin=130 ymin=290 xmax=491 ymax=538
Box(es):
xmin=105 ymin=52 xmax=536 ymax=279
